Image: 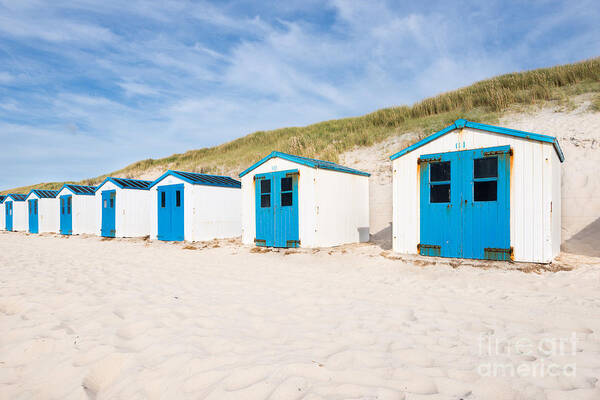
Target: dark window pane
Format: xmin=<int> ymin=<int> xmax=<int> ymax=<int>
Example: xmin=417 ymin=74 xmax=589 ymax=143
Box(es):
xmin=261 ymin=194 xmax=271 ymax=208
xmin=161 ymin=191 xmax=166 ymax=208
xmin=474 ymin=157 xmax=498 ymax=178
xmin=176 ymin=190 xmax=181 ymax=207
xmin=35 ymin=202 xmax=37 ymax=214
xmin=474 ymin=181 xmax=497 ymax=201
xmin=281 ymin=192 xmax=292 ymax=206
xmin=281 ymin=177 xmax=292 ymax=192
xmin=430 ymin=184 xmax=450 ymax=203
xmin=110 ymin=198 xmax=114 ymax=208
xmin=260 ymin=179 xmax=271 ymax=194
xmin=430 ymin=162 xmax=451 ymax=182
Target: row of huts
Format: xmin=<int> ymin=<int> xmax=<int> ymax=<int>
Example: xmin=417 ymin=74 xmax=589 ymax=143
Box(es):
xmin=1 ymin=119 xmax=565 ymax=263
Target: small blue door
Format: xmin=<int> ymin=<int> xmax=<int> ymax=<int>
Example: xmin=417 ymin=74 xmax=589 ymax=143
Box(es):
xmin=157 ymin=184 xmax=184 ymax=241
xmin=60 ymin=195 xmax=73 ymax=235
xmin=101 ymin=190 xmax=116 ymax=237
xmin=255 ymin=170 xmax=299 ymax=248
xmin=28 ymin=199 xmax=39 ymax=234
xmin=419 ymin=145 xmax=511 ymax=260
xmin=461 ymin=147 xmax=511 ymax=260
xmin=419 ymin=151 xmax=461 ymax=257
xmin=5 ymin=201 xmax=13 ymax=231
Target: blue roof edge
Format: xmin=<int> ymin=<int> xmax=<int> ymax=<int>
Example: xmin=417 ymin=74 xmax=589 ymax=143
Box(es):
xmin=148 ymin=170 xmax=241 ymax=189
xmin=4 ymin=193 xmax=27 ymax=201
xmin=95 ymin=177 xmax=153 ymax=191
xmin=57 ymin=184 xmax=97 ymax=195
xmin=25 ymin=189 xmax=59 ymax=199
xmin=389 ymin=119 xmax=565 ymax=163
xmin=239 ymin=151 xmax=371 ymax=178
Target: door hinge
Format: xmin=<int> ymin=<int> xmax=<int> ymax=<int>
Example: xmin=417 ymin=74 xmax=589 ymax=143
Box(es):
xmin=484 ymin=247 xmax=513 ymax=261
xmin=484 ymin=149 xmax=512 ymax=157
xmin=417 ymin=157 xmax=441 ymax=164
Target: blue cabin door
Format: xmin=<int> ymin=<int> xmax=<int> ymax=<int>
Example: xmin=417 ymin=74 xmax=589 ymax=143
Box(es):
xmin=5 ymin=201 xmax=13 ymax=231
xmin=60 ymin=195 xmax=73 ymax=235
xmin=28 ymin=199 xmax=39 ymax=233
xmin=461 ymin=147 xmax=511 ymax=260
xmin=419 ymin=146 xmax=511 ymax=260
xmin=157 ymin=184 xmax=184 ymax=241
xmin=101 ymin=190 xmax=116 ymax=237
xmin=254 ymin=170 xmax=299 ymax=248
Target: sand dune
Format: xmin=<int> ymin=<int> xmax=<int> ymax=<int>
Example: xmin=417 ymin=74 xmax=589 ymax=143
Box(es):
xmin=1 ymin=232 xmax=599 ymax=399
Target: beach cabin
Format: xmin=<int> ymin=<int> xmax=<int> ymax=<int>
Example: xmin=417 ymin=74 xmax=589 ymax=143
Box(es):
xmin=94 ymin=177 xmax=153 ymax=238
xmin=56 ymin=184 xmax=97 ymax=235
xmin=3 ymin=194 xmax=28 ymax=232
xmin=0 ymin=195 xmax=6 ymax=231
xmin=390 ymin=119 xmax=564 ymax=263
xmin=149 ymin=170 xmax=242 ymax=242
xmin=240 ymin=151 xmax=370 ymax=248
xmin=0 ymin=195 xmax=6 ymax=230
xmin=25 ymin=190 xmax=60 ymax=234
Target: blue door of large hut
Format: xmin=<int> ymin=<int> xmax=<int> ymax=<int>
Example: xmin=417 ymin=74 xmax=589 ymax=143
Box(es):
xmin=461 ymin=146 xmax=511 ymax=260
xmin=5 ymin=201 xmax=13 ymax=231
xmin=157 ymin=184 xmax=184 ymax=241
xmin=60 ymin=195 xmax=73 ymax=235
xmin=254 ymin=170 xmax=299 ymax=248
xmin=28 ymin=199 xmax=39 ymax=233
xmin=419 ymin=146 xmax=510 ymax=260
xmin=101 ymin=190 xmax=116 ymax=237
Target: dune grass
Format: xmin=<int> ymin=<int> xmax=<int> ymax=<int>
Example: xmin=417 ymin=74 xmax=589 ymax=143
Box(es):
xmin=3 ymin=57 xmax=600 ymax=195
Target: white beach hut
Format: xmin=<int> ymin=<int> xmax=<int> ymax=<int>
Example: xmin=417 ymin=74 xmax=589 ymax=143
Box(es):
xmin=94 ymin=177 xmax=153 ymax=238
xmin=3 ymin=194 xmax=28 ymax=232
xmin=389 ymin=119 xmax=564 ymax=263
xmin=24 ymin=189 xmax=60 ymax=234
xmin=240 ymin=151 xmax=370 ymax=248
xmin=0 ymin=196 xmax=6 ymax=230
xmin=149 ymin=170 xmax=242 ymax=242
xmin=56 ymin=184 xmax=97 ymax=235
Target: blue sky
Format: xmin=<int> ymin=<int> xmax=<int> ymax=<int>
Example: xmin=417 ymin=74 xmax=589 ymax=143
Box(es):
xmin=1 ymin=0 xmax=599 ymax=189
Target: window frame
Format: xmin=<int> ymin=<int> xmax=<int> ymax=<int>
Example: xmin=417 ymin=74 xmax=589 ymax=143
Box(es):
xmin=473 ymin=156 xmax=498 ymax=202
xmin=429 ymin=161 xmax=451 ymax=204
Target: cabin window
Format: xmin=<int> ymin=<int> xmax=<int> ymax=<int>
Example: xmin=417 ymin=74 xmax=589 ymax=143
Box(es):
xmin=260 ymin=179 xmax=271 ymax=208
xmin=430 ymin=161 xmax=450 ymax=182
xmin=473 ymin=157 xmax=498 ymax=202
xmin=176 ymin=190 xmax=181 ymax=207
xmin=430 ymin=184 xmax=451 ymax=203
xmin=61 ymin=199 xmax=65 ymax=214
xmin=429 ymin=161 xmax=451 ymax=203
xmin=474 ymin=157 xmax=498 ymax=178
xmin=161 ymin=191 xmax=166 ymax=208
xmin=34 ymin=201 xmax=37 ymax=214
xmin=474 ymin=181 xmax=497 ymax=202
xmin=67 ymin=197 xmax=71 ymax=214
xmin=110 ymin=198 xmax=114 ymax=208
xmin=281 ymin=192 xmax=292 ymax=206
xmin=104 ymin=200 xmax=107 ymax=208
xmin=280 ymin=177 xmax=293 ymax=207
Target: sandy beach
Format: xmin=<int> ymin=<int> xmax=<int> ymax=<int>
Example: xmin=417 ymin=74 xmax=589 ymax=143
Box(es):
xmin=1 ymin=232 xmax=599 ymax=399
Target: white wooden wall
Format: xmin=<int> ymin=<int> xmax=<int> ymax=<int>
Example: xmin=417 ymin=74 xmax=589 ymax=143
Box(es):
xmin=95 ymin=182 xmax=152 ymax=238
xmin=241 ymin=157 xmax=370 ymax=248
xmin=392 ymin=127 xmax=561 ymax=263
xmin=313 ymin=168 xmax=370 ymax=247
